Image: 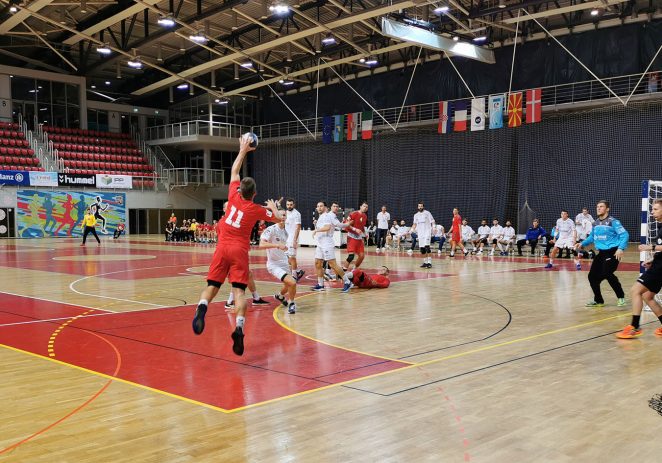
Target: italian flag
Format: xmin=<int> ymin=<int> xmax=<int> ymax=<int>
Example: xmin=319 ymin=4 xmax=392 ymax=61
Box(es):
xmin=361 ymin=111 xmax=373 ymax=140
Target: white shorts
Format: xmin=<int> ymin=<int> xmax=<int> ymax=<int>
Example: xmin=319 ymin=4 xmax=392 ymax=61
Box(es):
xmin=418 ymin=233 xmax=431 ymax=247
xmin=285 ymin=246 xmax=297 ymax=258
xmin=554 ymin=236 xmax=575 ymax=249
xmin=315 ymin=244 xmax=336 ymax=261
xmin=267 ymin=261 xmax=290 ymax=281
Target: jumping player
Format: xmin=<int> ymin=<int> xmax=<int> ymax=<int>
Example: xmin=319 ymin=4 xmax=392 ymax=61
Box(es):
xmin=192 ymin=135 xmax=280 ymax=356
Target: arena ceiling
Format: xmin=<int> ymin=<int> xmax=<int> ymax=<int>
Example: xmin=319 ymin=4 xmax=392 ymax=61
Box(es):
xmin=0 ymin=0 xmax=658 ymax=106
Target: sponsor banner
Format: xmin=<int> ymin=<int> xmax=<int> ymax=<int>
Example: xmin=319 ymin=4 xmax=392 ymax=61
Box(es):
xmin=0 ymin=170 xmax=29 ymax=186
xmin=58 ymin=173 xmax=96 ymax=187
xmin=17 ymin=189 xmax=126 ymax=239
xmin=29 ymin=171 xmax=58 ymax=187
xmin=96 ymin=174 xmax=132 ymax=189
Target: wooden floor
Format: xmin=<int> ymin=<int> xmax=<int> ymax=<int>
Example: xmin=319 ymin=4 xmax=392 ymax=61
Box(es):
xmin=1 ymin=236 xmax=661 ymax=462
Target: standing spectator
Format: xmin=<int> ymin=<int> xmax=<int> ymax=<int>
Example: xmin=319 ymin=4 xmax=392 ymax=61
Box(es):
xmin=375 ymin=206 xmax=390 ymax=251
xmin=165 ymin=222 xmax=175 ymax=241
xmin=449 ymin=208 xmax=469 ymax=257
xmin=366 ymin=221 xmax=376 ymax=246
xmin=517 ymin=219 xmax=546 ymax=256
xmin=648 ymin=72 xmax=659 ymax=93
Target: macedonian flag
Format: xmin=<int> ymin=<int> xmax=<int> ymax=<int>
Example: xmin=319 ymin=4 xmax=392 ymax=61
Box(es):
xmin=508 ymin=92 xmax=523 ymax=128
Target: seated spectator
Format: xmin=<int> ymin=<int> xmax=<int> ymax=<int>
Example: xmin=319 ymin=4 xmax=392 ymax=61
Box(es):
xmin=488 ymin=219 xmax=504 ymax=256
xmin=473 ymin=219 xmax=490 ymax=254
xmin=394 ymin=220 xmax=410 ymax=250
xmin=113 ymin=222 xmax=125 ymax=240
xmin=499 ymin=220 xmax=516 ymax=255
xmin=544 ymin=226 xmax=557 ymax=257
xmin=366 ymin=221 xmax=376 ymax=246
xmin=431 ymin=224 xmax=446 ymax=251
xmin=517 ymin=219 xmax=546 ymax=256
xmin=460 ymin=219 xmax=475 ymax=249
xmin=386 ymin=220 xmax=399 ymax=250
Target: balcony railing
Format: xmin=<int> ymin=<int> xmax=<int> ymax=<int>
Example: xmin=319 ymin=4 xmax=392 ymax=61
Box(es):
xmin=164 ymin=168 xmax=226 ymax=188
xmin=144 ymin=120 xmax=251 ymax=142
xmin=253 ymin=70 xmax=662 ymax=141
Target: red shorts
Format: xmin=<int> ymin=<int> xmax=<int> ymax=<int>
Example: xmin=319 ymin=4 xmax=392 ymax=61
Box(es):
xmin=347 ymin=237 xmax=365 ymax=254
xmin=451 ymin=230 xmax=461 ymax=242
xmin=207 ymin=245 xmax=249 ymax=286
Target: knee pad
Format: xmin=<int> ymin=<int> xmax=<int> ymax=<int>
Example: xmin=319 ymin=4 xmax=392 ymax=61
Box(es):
xmin=346 ymin=254 xmax=355 ymax=263
xmin=420 ymin=248 xmax=427 ymax=255
xmin=207 ymin=279 xmax=222 ymax=288
xmin=425 ymin=245 xmax=431 ymax=253
xmin=231 ymin=282 xmax=248 ymax=290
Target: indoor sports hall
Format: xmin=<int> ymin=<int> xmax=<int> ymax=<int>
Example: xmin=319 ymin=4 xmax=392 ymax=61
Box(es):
xmin=0 ymin=1 xmax=661 ymax=462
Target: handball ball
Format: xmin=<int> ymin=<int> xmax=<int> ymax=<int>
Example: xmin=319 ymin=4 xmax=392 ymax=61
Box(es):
xmin=243 ymin=132 xmax=259 ymax=148
xmin=407 ymin=249 xmax=413 ymax=255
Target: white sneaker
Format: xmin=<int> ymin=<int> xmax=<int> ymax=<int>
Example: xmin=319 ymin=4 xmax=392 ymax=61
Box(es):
xmin=489 ymin=251 xmax=494 ymax=256
xmin=464 ymin=249 xmax=469 ymax=255
xmin=477 ymin=250 xmax=483 ymax=255
xmin=437 ymin=250 xmax=442 ymax=254
xmin=376 ymin=248 xmax=381 ymax=253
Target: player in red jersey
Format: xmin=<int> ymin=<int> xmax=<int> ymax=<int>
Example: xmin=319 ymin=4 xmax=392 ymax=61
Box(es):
xmin=343 ymin=201 xmax=369 ymax=271
xmin=192 ymin=135 xmax=281 ymax=356
xmin=449 ymin=207 xmax=469 ymax=257
xmin=345 ymin=266 xmax=391 ymax=289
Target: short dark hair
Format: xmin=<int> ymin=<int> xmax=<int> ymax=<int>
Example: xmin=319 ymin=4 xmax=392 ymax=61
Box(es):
xmin=318 ymin=201 xmax=327 ymax=207
xmin=533 ymin=218 xmax=539 ymax=223
xmin=561 ymin=209 xmax=569 ymax=214
xmin=331 ymin=202 xmax=339 ymax=207
xmin=361 ymin=201 xmax=368 ymax=207
xmin=597 ymin=200 xmax=610 ymax=208
xmin=240 ymin=177 xmax=256 ymax=199
xmin=286 ymin=198 xmax=295 ymax=204
xmin=653 ymin=199 xmax=662 ymax=207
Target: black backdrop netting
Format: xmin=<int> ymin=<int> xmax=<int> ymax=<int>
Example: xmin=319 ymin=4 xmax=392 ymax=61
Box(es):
xmin=252 ymin=100 xmax=662 ymax=237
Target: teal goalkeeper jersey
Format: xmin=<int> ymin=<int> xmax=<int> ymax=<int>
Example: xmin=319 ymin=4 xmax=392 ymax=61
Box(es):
xmin=580 ymin=216 xmax=629 ymax=251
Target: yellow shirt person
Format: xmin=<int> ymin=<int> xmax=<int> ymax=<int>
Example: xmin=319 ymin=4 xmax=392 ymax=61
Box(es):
xmin=82 ymin=213 xmax=97 ymax=228
xmin=80 ymin=210 xmax=101 ymax=246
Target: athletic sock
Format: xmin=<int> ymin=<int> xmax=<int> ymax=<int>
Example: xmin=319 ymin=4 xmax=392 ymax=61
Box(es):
xmin=632 ymin=315 xmax=641 ymax=329
xmin=198 ymin=299 xmax=208 ymax=307
xmin=318 ymin=277 xmax=324 ymax=286
xmin=236 ymin=316 xmax=245 ymax=328
xmin=346 ymin=271 xmax=354 ymax=280
xmin=342 ymin=274 xmax=350 ymax=284
xmin=227 ymin=293 xmax=234 ymax=304
xmin=252 ymin=291 xmax=260 ymax=300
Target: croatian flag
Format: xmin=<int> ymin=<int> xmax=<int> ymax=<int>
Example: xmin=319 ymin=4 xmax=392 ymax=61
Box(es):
xmin=437 ymin=101 xmax=453 ymax=134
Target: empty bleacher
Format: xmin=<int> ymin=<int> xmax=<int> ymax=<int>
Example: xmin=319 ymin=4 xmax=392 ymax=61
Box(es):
xmin=0 ymin=122 xmax=43 ymax=171
xmin=44 ymin=126 xmax=156 ymax=187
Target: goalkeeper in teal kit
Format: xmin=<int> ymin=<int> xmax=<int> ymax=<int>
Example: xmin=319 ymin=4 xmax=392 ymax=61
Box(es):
xmin=575 ymin=200 xmax=629 ymax=307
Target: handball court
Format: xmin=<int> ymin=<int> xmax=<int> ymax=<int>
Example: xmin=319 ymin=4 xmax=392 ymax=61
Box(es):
xmin=1 ymin=236 xmax=661 ymax=462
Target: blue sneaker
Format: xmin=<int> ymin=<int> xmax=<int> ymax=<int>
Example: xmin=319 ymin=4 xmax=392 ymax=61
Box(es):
xmin=342 ymin=281 xmax=351 ymax=292
xmin=544 ymin=263 xmax=553 ymax=269
xmin=311 ymin=284 xmax=325 ymax=291
xmin=576 ymin=263 xmax=581 ymax=271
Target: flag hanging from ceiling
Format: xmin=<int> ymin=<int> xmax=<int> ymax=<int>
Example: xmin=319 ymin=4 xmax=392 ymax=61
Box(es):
xmin=453 ymin=100 xmax=468 ymax=132
xmin=322 ymin=116 xmax=333 ymax=144
xmin=508 ymin=92 xmax=523 ymax=128
xmin=437 ymin=101 xmax=453 ymax=134
xmin=470 ymin=97 xmax=486 ymax=131
xmin=333 ymin=115 xmax=345 ymax=142
xmin=361 ymin=111 xmax=373 ymax=140
xmin=526 ymin=88 xmax=542 ymax=123
xmin=488 ymin=94 xmax=505 ymax=129
xmin=346 ymin=112 xmax=359 ymax=140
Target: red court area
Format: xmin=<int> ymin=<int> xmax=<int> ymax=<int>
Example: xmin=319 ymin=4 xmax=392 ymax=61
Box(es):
xmin=0 ymin=293 xmax=409 ymax=411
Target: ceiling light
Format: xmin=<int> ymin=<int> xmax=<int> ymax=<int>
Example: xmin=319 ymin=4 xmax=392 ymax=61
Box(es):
xmin=365 ymin=57 xmax=378 ymax=66
xmin=91 ymin=85 xmax=96 ymax=89
xmin=278 ymin=78 xmax=284 ymax=83
xmin=96 ymin=44 xmax=112 ymax=55
xmin=215 ymin=98 xmax=229 ymax=105
xmin=453 ymin=36 xmax=459 ymax=42
xmin=359 ymin=57 xmax=366 ymax=63
xmin=105 ymin=80 xmax=111 ymax=85
xmin=80 ymin=0 xmax=87 ymax=13
xmin=434 ymin=6 xmax=449 ymax=14
xmin=322 ymin=35 xmax=336 ymax=45
xmin=473 ymin=36 xmax=487 ymax=42
xmin=498 ymin=0 xmax=506 ymax=8
xmin=282 ymin=80 xmax=295 ymax=86
xmin=177 ymin=83 xmax=189 ymax=90
xmin=590 ymin=8 xmax=599 ymax=16
xmin=268 ymin=4 xmax=290 ymax=14
xmin=9 ymin=5 xmax=17 ymax=13
xmin=240 ymin=61 xmax=253 ymax=68
xmin=127 ymin=59 xmax=143 ymax=69
xmin=157 ymin=15 xmax=175 ymax=27
xmin=189 ymin=32 xmax=208 ymax=44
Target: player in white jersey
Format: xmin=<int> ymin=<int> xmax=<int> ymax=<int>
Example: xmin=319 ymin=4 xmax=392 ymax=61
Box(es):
xmin=488 ymin=218 xmax=504 ymax=256
xmin=575 ymin=207 xmax=594 ymax=242
xmin=545 ymin=210 xmax=580 ymax=270
xmin=473 ymin=219 xmax=490 ymax=254
xmin=284 ymin=198 xmax=304 ymax=281
xmin=461 ymin=219 xmax=475 ymax=247
xmin=500 ymin=220 xmax=516 ymax=255
xmin=411 ymin=202 xmax=435 ymax=268
xmin=260 ymin=220 xmax=298 ymax=314
xmin=311 ymin=201 xmax=352 ymax=291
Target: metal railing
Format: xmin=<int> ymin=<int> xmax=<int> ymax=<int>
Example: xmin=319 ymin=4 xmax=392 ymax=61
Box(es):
xmin=254 ymin=70 xmax=662 ymax=140
xmin=144 ymin=120 xmax=250 ymax=142
xmin=164 ymin=168 xmax=225 ymax=188
xmin=132 ymin=131 xmax=173 ymax=182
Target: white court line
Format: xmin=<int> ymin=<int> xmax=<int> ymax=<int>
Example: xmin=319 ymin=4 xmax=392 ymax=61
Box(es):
xmin=0 ymin=289 xmax=115 ymax=312
xmin=387 ymin=264 xmax=544 ymax=285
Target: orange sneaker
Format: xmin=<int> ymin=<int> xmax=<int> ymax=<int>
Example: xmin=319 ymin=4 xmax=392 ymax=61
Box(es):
xmin=654 ymin=327 xmax=662 ymax=337
xmin=616 ymin=325 xmax=642 ymax=339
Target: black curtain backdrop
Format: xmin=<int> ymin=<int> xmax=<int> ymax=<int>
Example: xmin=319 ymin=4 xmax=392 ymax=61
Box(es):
xmin=253 ymin=100 xmax=662 ymax=238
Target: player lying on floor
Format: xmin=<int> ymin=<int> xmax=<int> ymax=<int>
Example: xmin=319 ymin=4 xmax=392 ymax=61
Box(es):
xmin=345 ymin=266 xmax=391 ymax=289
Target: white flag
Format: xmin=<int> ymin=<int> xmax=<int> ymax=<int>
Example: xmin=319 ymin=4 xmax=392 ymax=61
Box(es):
xmin=471 ymin=98 xmax=485 ymax=131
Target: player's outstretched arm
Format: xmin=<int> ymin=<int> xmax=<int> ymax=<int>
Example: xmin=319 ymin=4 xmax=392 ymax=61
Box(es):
xmin=230 ymin=135 xmax=256 ymax=183
xmin=263 ymin=199 xmax=283 ymax=222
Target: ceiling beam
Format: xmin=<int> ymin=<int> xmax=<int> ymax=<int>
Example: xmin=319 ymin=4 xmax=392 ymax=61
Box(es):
xmin=501 ymin=0 xmax=629 ymax=23
xmin=131 ymin=0 xmax=426 ymax=96
xmin=0 ymin=0 xmax=55 ymax=34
